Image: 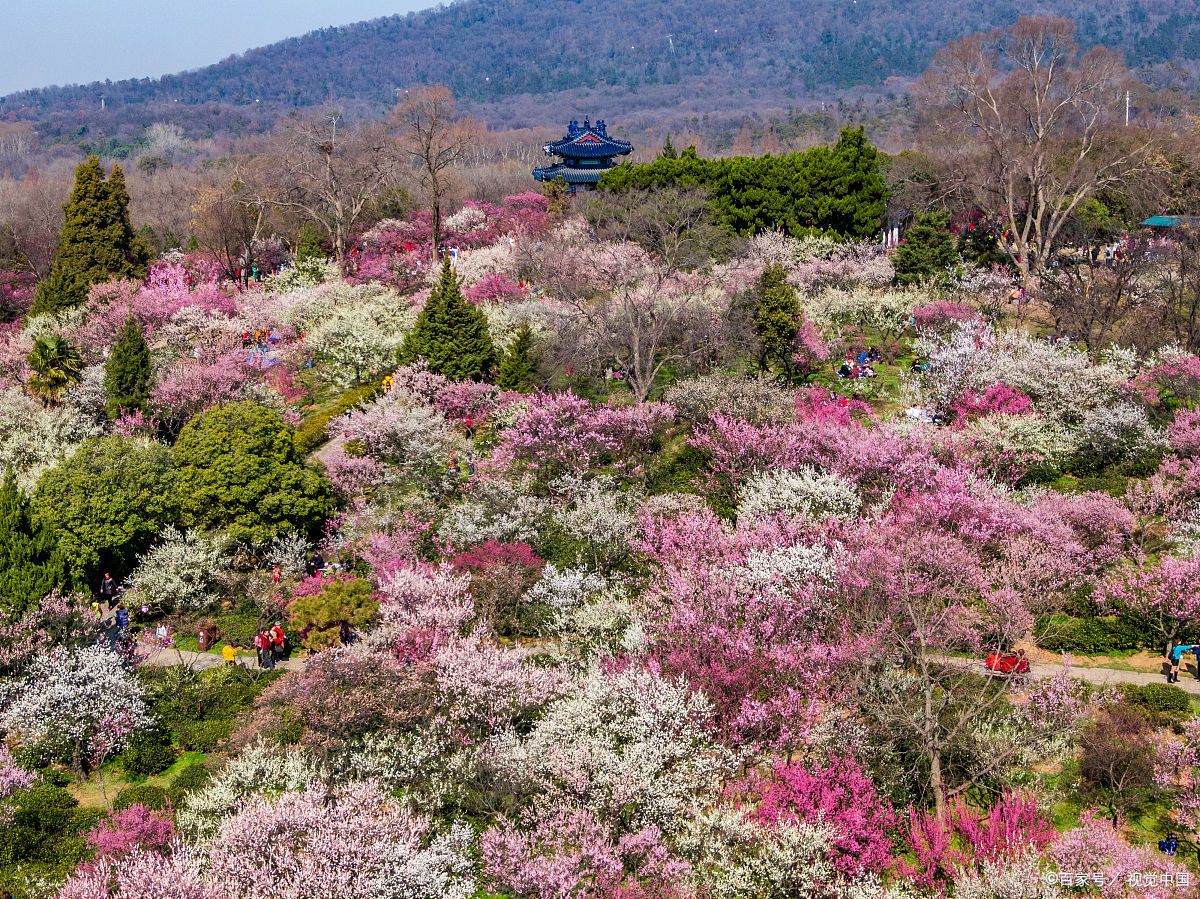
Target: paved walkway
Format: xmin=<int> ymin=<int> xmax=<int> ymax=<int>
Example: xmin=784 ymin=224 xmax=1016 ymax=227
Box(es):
xmin=141 ymin=646 xmax=303 ymax=672
xmin=938 ymin=655 xmax=1200 ymax=694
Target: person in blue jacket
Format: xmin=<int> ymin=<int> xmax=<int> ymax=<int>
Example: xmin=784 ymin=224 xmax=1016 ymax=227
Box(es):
xmin=1168 ymin=643 xmax=1196 ymax=683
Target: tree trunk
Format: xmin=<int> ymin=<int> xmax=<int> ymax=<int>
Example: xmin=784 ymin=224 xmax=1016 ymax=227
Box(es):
xmin=930 ymin=747 xmax=947 ymax=823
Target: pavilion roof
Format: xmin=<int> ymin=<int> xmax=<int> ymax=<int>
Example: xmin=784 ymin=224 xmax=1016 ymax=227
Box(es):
xmin=543 ymin=119 xmax=633 ymax=160
xmin=1141 ymin=215 xmax=1200 ymax=228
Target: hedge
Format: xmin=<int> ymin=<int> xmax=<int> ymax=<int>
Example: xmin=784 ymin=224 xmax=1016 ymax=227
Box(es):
xmin=1034 ymin=614 xmax=1145 ymax=655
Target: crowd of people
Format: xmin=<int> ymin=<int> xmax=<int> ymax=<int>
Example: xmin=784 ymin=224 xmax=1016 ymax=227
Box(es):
xmin=836 ymin=346 xmax=881 ymax=380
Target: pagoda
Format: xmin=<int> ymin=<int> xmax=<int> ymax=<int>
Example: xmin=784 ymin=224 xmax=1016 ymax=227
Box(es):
xmin=532 ymin=119 xmax=633 ymax=191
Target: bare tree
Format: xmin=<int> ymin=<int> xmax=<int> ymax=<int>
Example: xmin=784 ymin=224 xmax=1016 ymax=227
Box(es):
xmin=394 ymin=87 xmax=479 ymax=257
xmin=191 ymin=168 xmax=271 ymax=281
xmin=266 ymin=113 xmax=399 ymax=264
xmin=0 ymin=169 xmax=71 ymax=278
xmin=529 ymin=189 xmax=740 ymax=401
xmin=1041 ymin=249 xmax=1150 ymax=351
xmin=919 ymin=16 xmax=1158 ymax=291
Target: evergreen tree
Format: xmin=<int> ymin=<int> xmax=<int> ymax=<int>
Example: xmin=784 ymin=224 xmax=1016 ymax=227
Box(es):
xmin=400 ymin=258 xmax=496 ymax=381
xmin=893 ymin=211 xmax=960 ymax=285
xmin=496 ymin=323 xmax=537 ymax=392
xmin=104 ymin=316 xmax=153 ymax=417
xmin=0 ymin=469 xmax=67 ymax=615
xmin=661 ymin=133 xmax=678 ymax=159
xmin=753 ymin=264 xmax=802 ymax=378
xmin=295 ymin=224 xmax=326 ymax=263
xmin=31 ymin=157 xmax=149 ymax=316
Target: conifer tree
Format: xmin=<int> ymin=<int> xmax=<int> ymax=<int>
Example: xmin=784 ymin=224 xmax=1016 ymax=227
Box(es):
xmin=295 ymin=224 xmax=326 ymax=262
xmin=752 ymin=263 xmax=802 ymax=379
xmin=496 ymin=323 xmax=537 ymax=392
xmin=892 ymin=211 xmax=960 ymax=285
xmin=0 ymin=469 xmax=66 ymax=615
xmin=400 ymin=258 xmax=496 ymax=381
xmin=104 ymin=315 xmax=153 ymax=417
xmin=661 ymin=133 xmax=678 ymax=159
xmin=31 ymin=157 xmax=149 ymax=316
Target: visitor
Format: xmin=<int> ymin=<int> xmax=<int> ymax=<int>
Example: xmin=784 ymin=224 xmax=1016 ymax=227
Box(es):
xmin=271 ymin=564 xmax=282 ymax=585
xmin=91 ymin=599 xmax=102 ymax=620
xmin=100 ymin=572 xmax=116 ymax=603
xmin=270 ymin=621 xmax=286 ymax=662
xmin=155 ymin=623 xmax=169 ymax=646
xmin=1168 ymin=642 xmax=1196 ymax=683
xmin=222 ymin=643 xmax=238 ymax=667
xmin=837 ymin=359 xmax=853 ymax=379
xmin=254 ymin=631 xmax=272 ymax=669
xmin=115 ymin=603 xmax=129 ymax=634
xmin=1159 ymin=834 xmax=1179 ymax=856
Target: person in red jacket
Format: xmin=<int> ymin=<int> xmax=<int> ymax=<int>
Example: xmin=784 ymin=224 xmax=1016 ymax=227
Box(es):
xmin=270 ymin=622 xmax=286 ymax=662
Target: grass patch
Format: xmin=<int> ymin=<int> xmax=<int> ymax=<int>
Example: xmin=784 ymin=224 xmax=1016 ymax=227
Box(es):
xmin=69 ymin=751 xmax=209 ymax=809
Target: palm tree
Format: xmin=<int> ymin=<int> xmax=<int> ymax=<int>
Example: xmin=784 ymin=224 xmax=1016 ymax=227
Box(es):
xmin=27 ymin=335 xmax=83 ymax=405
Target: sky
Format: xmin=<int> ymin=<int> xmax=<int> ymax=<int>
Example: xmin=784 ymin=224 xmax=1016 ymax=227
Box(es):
xmin=0 ymin=0 xmax=435 ymax=95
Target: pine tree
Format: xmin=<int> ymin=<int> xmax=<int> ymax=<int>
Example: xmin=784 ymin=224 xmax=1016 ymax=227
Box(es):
xmin=104 ymin=315 xmax=153 ymax=417
xmin=661 ymin=133 xmax=678 ymax=159
xmin=753 ymin=263 xmax=802 ymax=378
xmin=893 ymin=211 xmax=960 ymax=285
xmin=0 ymin=469 xmax=67 ymax=615
xmin=295 ymin=224 xmax=326 ymax=262
xmin=400 ymin=259 xmax=496 ymax=381
xmin=31 ymin=157 xmax=149 ymax=316
xmin=497 ymin=323 xmax=537 ymax=392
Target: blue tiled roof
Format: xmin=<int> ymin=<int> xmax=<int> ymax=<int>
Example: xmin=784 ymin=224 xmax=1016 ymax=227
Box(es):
xmin=532 ymin=164 xmax=608 ymax=184
xmin=1142 ymin=215 xmax=1200 ymax=228
xmin=543 ymin=118 xmax=633 ymax=160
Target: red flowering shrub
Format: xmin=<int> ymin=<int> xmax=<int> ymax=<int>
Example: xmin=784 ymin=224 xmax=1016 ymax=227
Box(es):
xmin=87 ymin=804 xmax=176 ymax=859
xmin=950 ymin=382 xmax=1033 ymax=426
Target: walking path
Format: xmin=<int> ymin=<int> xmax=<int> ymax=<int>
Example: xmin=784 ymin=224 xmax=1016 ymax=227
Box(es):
xmin=937 ymin=654 xmax=1200 ymax=694
xmin=141 ymin=646 xmax=303 ymax=672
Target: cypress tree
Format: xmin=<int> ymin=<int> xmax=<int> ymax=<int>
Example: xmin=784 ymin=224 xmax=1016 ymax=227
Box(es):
xmin=893 ymin=211 xmax=960 ymax=285
xmin=105 ymin=315 xmax=153 ymax=417
xmin=497 ymin=323 xmax=537 ymax=392
xmin=661 ymin=133 xmax=678 ymax=159
xmin=31 ymin=157 xmax=149 ymax=316
xmin=400 ymin=259 xmax=496 ymax=381
xmin=752 ymin=263 xmax=802 ymax=378
xmin=295 ymin=225 xmax=326 ymax=262
xmin=0 ymin=469 xmax=67 ymax=615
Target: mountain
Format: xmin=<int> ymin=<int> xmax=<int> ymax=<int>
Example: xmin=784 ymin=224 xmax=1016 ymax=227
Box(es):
xmin=4 ymin=0 xmax=1200 ymax=137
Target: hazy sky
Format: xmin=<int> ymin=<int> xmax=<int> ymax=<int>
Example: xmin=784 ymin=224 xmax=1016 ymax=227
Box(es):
xmin=0 ymin=0 xmax=435 ymax=95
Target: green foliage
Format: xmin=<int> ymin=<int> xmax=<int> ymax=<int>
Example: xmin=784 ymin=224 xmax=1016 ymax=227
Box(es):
xmin=28 ymin=267 xmax=88 ymax=318
xmin=660 ymin=133 xmax=678 ymax=159
xmin=1123 ymin=683 xmax=1191 ymax=714
xmin=211 ymin=609 xmax=260 ymax=649
xmin=289 ymin=577 xmax=379 ymax=649
xmin=173 ymin=401 xmax=332 ymax=544
xmin=1034 ymin=613 xmax=1146 ymax=655
xmin=400 ymin=258 xmax=497 ymax=381
xmin=167 ymin=762 xmax=210 ymax=805
xmin=31 ymin=436 xmax=178 ymax=583
xmin=496 ymin=323 xmax=537 ymax=392
xmin=294 ymin=224 xmax=326 ymax=263
xmin=112 ymin=784 xmax=170 ymax=811
xmin=293 ymin=384 xmax=381 ymax=454
xmin=0 ymin=470 xmax=66 ymax=617
xmin=121 ymin=727 xmax=176 ymax=776
xmin=104 ymin=315 xmax=153 ymax=417
xmin=600 ymin=128 xmax=887 ymax=239
xmin=173 ymin=719 xmax=232 ymax=753
xmin=892 ymin=211 xmax=959 ymax=285
xmin=31 ymin=157 xmax=148 ymax=316
xmin=752 ymin=263 xmax=801 ymax=375
xmin=0 ymin=781 xmax=93 ymax=874
xmin=26 ymin=335 xmax=83 ymax=405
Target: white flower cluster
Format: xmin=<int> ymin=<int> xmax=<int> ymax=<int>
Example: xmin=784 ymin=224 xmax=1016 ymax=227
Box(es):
xmin=807 ymin=286 xmax=919 ymax=338
xmin=664 ymin=373 xmax=794 ymax=424
xmin=0 ymin=644 xmax=149 ymax=753
xmin=551 ymin=475 xmax=640 ymax=568
xmin=265 ymin=256 xmax=339 ymax=292
xmin=736 ymin=467 xmax=860 ymax=523
xmin=264 ymin=531 xmax=312 ymax=576
xmin=307 ymin=289 xmax=416 ymax=388
xmin=178 ymin=744 xmax=320 ymax=840
xmin=1073 ymin=402 xmax=1166 ymax=470
xmin=344 ymin=390 xmax=461 ymax=490
xmin=0 ymin=387 xmax=101 ymax=491
xmin=436 ymin=478 xmax=548 ymax=547
xmin=128 ymin=525 xmax=225 ymax=613
xmin=488 ymin=666 xmax=729 ymax=834
xmin=731 ymin=541 xmax=839 ymax=594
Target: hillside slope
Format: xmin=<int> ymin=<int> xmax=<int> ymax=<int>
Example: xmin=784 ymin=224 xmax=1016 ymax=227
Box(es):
xmin=3 ymin=0 xmax=1200 ymax=130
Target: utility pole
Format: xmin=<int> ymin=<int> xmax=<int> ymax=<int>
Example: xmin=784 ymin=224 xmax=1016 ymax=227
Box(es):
xmin=1125 ymin=90 xmax=1130 ymax=127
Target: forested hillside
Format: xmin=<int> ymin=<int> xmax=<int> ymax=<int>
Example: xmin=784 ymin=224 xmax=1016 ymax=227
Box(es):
xmin=4 ymin=0 xmax=1200 ymax=134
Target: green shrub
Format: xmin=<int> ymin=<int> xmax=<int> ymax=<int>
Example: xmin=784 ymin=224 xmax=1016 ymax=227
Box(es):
xmin=1034 ymin=614 xmax=1144 ymax=654
xmin=1125 ymin=683 xmax=1191 ymax=714
xmin=289 ymin=577 xmax=379 ymax=649
xmin=167 ymin=762 xmax=210 ymax=805
xmin=0 ymin=781 xmax=94 ymax=872
xmin=294 ymin=384 xmax=381 ymax=454
xmin=174 ymin=718 xmax=232 ymax=753
xmin=121 ymin=727 xmax=176 ymax=776
xmin=212 ymin=610 xmax=260 ymax=649
xmin=112 ymin=784 xmax=170 ymax=811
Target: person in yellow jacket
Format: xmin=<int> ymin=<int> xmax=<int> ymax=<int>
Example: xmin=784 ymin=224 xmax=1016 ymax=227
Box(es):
xmin=221 ymin=644 xmax=238 ymax=666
